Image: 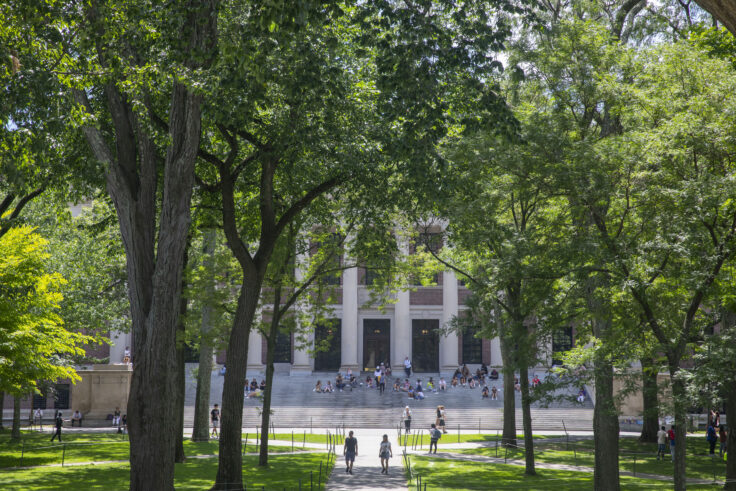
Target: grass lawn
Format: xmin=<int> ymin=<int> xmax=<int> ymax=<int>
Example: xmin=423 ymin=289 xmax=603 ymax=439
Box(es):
xmin=407 ymin=456 xmax=720 ymax=490
xmin=0 ymin=431 xmax=292 ymax=468
xmin=456 ymin=436 xmax=726 ymax=482
xmin=0 ymin=453 xmax=334 ymax=490
xmin=398 ymin=432 xmax=551 ymax=447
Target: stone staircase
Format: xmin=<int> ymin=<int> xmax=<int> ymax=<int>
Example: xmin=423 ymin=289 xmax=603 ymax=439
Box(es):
xmin=184 ymin=365 xmax=594 ymax=431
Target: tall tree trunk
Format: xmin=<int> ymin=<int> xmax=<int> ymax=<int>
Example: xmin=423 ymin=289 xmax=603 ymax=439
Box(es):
xmin=498 ymin=316 xmax=517 ymax=447
xmin=11 ymin=396 xmax=21 ymax=441
xmin=593 ymin=333 xmax=620 ymax=491
xmin=213 ymin=285 xmax=258 ymax=490
xmin=639 ymin=357 xmax=659 ymax=443
xmin=669 ymin=364 xmax=687 ymax=491
xmin=259 ymin=316 xmax=279 ymax=466
xmin=518 ymin=362 xmax=535 ymax=475
xmin=0 ymin=391 xmax=4 ymax=430
xmin=192 ymin=230 xmax=217 ymax=442
xmin=725 ymin=382 xmax=736 ymax=490
xmin=174 ymin=240 xmax=191 ymax=463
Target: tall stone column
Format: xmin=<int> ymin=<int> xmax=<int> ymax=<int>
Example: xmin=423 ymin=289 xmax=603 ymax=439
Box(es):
xmin=340 ymin=264 xmax=359 ymax=371
xmin=393 ymin=238 xmax=412 ymax=368
xmin=490 ymin=336 xmax=502 ymax=367
xmin=440 ymin=271 xmax=459 ymax=374
xmin=292 ymin=249 xmax=313 ymax=374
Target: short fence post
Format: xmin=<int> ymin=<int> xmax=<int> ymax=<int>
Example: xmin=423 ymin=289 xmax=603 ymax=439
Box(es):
xmin=633 ymin=454 xmax=636 ymax=476
xmin=256 ymin=426 xmax=260 ymax=445
xmin=318 ymin=461 xmax=322 ymax=487
xmin=310 ymin=417 xmax=313 ymax=433
xmin=495 ymin=432 xmax=499 ymax=458
xmin=298 ymin=480 xmax=301 ymax=491
xmin=457 ymin=424 xmax=460 ymax=443
xmin=292 ymin=431 xmax=294 ymax=453
xmin=573 ymin=443 xmax=577 ymax=467
xmin=504 ymin=445 xmax=508 ymax=464
xmin=20 ymin=440 xmax=25 ymax=467
xmin=310 ymin=470 xmax=313 ymax=490
xmin=62 ymin=443 xmax=66 ymax=467
xmin=303 ymin=430 xmax=306 ymax=449
xmin=478 ymin=418 xmax=481 ymax=433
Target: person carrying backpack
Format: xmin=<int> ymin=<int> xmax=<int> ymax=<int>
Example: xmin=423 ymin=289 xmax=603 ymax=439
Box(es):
xmin=706 ymin=423 xmax=717 ymax=455
xmin=429 ymin=424 xmax=442 ymax=454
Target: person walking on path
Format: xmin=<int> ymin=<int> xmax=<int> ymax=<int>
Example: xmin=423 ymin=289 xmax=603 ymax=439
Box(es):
xmin=403 ymin=406 xmax=412 ymax=433
xmin=668 ymin=425 xmax=676 ymax=462
xmin=656 ymin=425 xmax=668 ymax=460
xmin=429 ymin=424 xmax=442 ymax=454
xmin=343 ymin=430 xmax=358 ymax=474
xmin=379 ymin=434 xmax=393 ymax=475
xmin=404 ymin=357 xmax=412 ymax=378
xmin=50 ymin=412 xmax=63 ymax=442
xmin=707 ymin=422 xmax=718 ymax=455
xmin=719 ymin=426 xmax=728 ymax=457
xmin=437 ymin=405 xmax=447 ymax=434
xmin=33 ymin=408 xmax=43 ymax=430
xmin=210 ymin=404 xmax=220 ymax=438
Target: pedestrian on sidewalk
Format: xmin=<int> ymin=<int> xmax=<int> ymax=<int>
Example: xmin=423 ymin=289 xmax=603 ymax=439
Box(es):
xmin=50 ymin=412 xmax=63 ymax=442
xmin=707 ymin=422 xmax=718 ymax=455
xmin=210 ymin=404 xmax=220 ymax=438
xmin=668 ymin=425 xmax=676 ymax=462
xmin=719 ymin=426 xmax=728 ymax=457
xmin=403 ymin=406 xmax=412 ymax=433
xmin=437 ymin=405 xmax=447 ymax=433
xmin=379 ymin=434 xmax=393 ymax=474
xmin=343 ymin=430 xmax=357 ymax=474
xmin=656 ymin=425 xmax=667 ymax=460
xmin=429 ymin=424 xmax=442 ymax=454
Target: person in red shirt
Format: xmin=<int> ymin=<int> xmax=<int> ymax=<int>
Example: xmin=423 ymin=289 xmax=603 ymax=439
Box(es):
xmin=667 ymin=425 xmax=676 ymax=462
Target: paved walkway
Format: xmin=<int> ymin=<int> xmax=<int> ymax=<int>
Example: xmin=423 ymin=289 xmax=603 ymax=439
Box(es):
xmin=326 ymin=429 xmax=408 ymax=491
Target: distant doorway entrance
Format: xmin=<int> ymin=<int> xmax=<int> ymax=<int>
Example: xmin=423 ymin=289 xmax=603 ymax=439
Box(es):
xmin=314 ymin=320 xmax=341 ymax=371
xmin=363 ymin=319 xmax=390 ymax=371
xmin=412 ymin=319 xmax=439 ymax=372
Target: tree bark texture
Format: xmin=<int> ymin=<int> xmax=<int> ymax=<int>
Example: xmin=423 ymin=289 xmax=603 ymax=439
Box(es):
xmin=639 ymin=357 xmax=659 ymax=443
xmin=499 ymin=332 xmax=517 ymax=447
xmin=192 ymin=230 xmax=217 ymax=442
xmin=593 ymin=346 xmax=620 ymax=491
xmin=213 ymin=285 xmax=258 ymax=490
xmin=725 ymin=383 xmax=736 ymax=490
xmin=0 ymin=391 xmax=4 ymax=429
xmin=174 ymin=239 xmax=191 ymax=463
xmin=696 ymin=0 xmax=736 ymax=35
xmin=670 ymin=367 xmax=687 ymax=491
xmin=259 ymin=312 xmax=280 ymax=466
xmin=519 ymin=362 xmax=535 ymax=475
xmin=11 ymin=396 xmax=20 ymax=441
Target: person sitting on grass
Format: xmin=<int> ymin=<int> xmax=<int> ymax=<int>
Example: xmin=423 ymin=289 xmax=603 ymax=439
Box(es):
xmin=314 ymin=380 xmax=323 ymax=392
xmin=481 ymin=385 xmax=489 ymax=398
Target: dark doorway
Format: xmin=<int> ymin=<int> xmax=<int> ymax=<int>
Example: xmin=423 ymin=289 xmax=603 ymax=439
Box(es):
xmin=552 ymin=327 xmax=573 ymax=366
xmin=273 ymin=331 xmax=292 ymax=363
xmin=412 ymin=319 xmax=439 ymax=372
xmin=314 ymin=320 xmax=341 ymax=371
xmin=363 ymin=319 xmax=390 ymax=371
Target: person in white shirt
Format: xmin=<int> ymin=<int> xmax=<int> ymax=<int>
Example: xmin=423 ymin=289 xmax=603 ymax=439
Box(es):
xmin=379 ymin=434 xmax=393 ymax=474
xmin=404 ymin=357 xmax=412 ymax=377
xmin=656 ymin=425 xmax=668 ymax=460
xmin=34 ymin=408 xmax=43 ymax=429
xmin=72 ymin=410 xmax=83 ymax=427
xmin=123 ymin=346 xmax=131 ymax=364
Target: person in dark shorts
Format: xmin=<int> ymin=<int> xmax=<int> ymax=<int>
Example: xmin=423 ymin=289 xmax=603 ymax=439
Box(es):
xmin=429 ymin=424 xmax=442 ymax=454
xmin=343 ymin=430 xmax=358 ymax=474
xmin=210 ymin=404 xmax=220 ymax=438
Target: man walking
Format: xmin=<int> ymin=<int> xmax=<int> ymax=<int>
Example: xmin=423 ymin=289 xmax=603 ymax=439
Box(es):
xmin=210 ymin=404 xmax=220 ymax=438
xmin=668 ymin=425 xmax=676 ymax=462
xmin=50 ymin=412 xmax=63 ymax=442
xmin=429 ymin=424 xmax=442 ymax=454
xmin=343 ymin=430 xmax=358 ymax=474
xmin=404 ymin=357 xmax=412 ymax=378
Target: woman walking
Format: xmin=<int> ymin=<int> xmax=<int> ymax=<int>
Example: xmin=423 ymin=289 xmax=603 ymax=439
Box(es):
xmin=379 ymin=434 xmax=393 ymax=474
xmin=403 ymin=406 xmax=412 ymax=433
xmin=437 ymin=405 xmax=447 ymax=433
